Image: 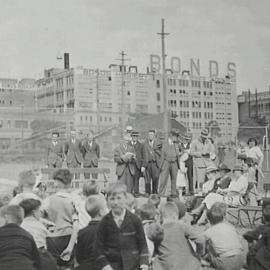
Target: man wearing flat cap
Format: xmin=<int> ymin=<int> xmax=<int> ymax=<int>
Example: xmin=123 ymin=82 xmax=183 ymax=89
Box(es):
xmin=158 ymin=129 xmax=180 ymax=197
xmin=190 ymin=129 xmax=215 ymax=192
xmin=130 ymin=130 xmax=146 ymax=196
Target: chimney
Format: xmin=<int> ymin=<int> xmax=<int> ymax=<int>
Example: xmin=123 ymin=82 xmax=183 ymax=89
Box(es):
xmin=64 ymin=53 xmax=70 ymax=69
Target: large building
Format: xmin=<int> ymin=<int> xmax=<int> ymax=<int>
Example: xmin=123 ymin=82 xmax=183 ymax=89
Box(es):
xmin=0 ymin=78 xmax=36 ymax=149
xmin=238 ymin=90 xmax=270 ymax=123
xmin=35 ymin=65 xmax=238 ymax=141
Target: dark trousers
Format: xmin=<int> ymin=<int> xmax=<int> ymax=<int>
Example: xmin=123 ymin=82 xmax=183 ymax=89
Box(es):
xmin=133 ymin=167 xmax=141 ymax=194
xmin=118 ymin=168 xmax=134 ymax=193
xmin=84 ymin=163 xmax=98 ymax=180
xmin=185 ymin=157 xmax=194 ymax=194
xmin=67 ymin=162 xmax=81 ymax=179
xmin=145 ymin=161 xmax=160 ymax=194
xmin=158 ymin=160 xmax=178 ymax=197
xmin=47 ymin=234 xmax=74 ymax=268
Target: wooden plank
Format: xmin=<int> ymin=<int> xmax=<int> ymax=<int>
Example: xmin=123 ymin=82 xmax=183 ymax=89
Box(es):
xmin=41 ymin=167 xmax=110 ymax=174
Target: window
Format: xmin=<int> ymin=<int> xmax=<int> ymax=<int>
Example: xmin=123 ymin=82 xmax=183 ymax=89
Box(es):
xmin=156 ymin=80 xmax=160 ymax=88
xmin=15 ymin=120 xmax=28 ymax=129
xmin=157 ymin=105 xmax=161 ymax=113
xmin=157 ymin=93 xmax=161 ymax=101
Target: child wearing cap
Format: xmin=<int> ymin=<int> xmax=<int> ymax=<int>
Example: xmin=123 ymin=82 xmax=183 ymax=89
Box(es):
xmin=0 ymin=205 xmax=41 ymax=270
xmin=203 ymin=202 xmax=245 ymax=270
xmin=243 ymin=203 xmax=270 ymax=270
xmin=75 ymin=195 xmax=108 ymax=270
xmin=94 ymin=183 xmax=149 ymax=270
xmin=151 ymin=202 xmax=204 ymax=270
xmin=43 ymin=169 xmax=79 ymax=268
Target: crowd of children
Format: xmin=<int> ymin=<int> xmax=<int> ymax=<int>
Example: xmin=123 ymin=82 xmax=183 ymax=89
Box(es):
xmin=0 ymin=168 xmax=269 ymax=270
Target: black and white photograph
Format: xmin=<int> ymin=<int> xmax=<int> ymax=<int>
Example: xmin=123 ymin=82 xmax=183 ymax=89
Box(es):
xmin=0 ymin=0 xmax=270 ymax=269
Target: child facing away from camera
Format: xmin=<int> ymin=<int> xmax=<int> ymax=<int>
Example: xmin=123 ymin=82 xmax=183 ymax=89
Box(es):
xmin=9 ymin=170 xmax=40 ymax=205
xmin=71 ymin=180 xmax=102 ymax=230
xmin=135 ymin=203 xmax=160 ymax=261
xmin=94 ymin=183 xmax=149 ymax=270
xmin=243 ymin=203 xmax=270 ymax=270
xmin=75 ymin=195 xmax=108 ymax=270
xmin=0 ymin=205 xmax=41 ymax=270
xmin=203 ymin=202 xmax=245 ymax=270
xmin=150 ymin=202 xmax=204 ymax=270
xmin=42 ymin=169 xmax=79 ymax=268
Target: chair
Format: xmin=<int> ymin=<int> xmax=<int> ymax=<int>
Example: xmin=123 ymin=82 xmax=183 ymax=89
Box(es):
xmin=263 ymin=183 xmax=270 ymax=197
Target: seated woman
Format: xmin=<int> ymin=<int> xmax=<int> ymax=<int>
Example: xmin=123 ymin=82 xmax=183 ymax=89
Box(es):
xmin=191 ymin=165 xmax=248 ymax=225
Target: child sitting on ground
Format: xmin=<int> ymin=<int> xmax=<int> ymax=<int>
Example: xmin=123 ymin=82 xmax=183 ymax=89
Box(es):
xmin=136 ymin=203 xmax=160 ymax=261
xmin=10 ymin=170 xmax=40 ymax=205
xmin=203 ymin=202 xmax=245 ymax=270
xmin=71 ymin=180 xmax=101 ymax=230
xmin=75 ymin=194 xmax=108 ymax=270
xmin=20 ymin=199 xmax=49 ymax=249
xmin=243 ymin=203 xmax=270 ymax=270
xmin=151 ymin=202 xmax=204 ymax=270
xmin=0 ymin=204 xmax=41 ymax=270
xmin=147 ymin=194 xmax=161 ymax=209
xmin=94 ymin=183 xmax=149 ymax=270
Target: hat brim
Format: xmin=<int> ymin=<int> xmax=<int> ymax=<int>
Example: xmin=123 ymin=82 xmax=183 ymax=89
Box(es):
xmin=206 ymin=169 xmax=218 ymax=174
xmin=218 ymin=168 xmax=231 ymax=173
xmin=201 ymin=134 xmax=209 ymax=138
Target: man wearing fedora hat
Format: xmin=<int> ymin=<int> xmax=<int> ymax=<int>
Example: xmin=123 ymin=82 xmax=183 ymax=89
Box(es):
xmin=158 ymin=129 xmax=180 ymax=197
xmin=190 ymin=129 xmax=215 ymax=192
xmin=114 ymin=132 xmax=136 ymax=193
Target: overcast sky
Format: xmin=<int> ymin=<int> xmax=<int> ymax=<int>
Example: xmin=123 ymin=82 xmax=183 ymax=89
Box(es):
xmin=0 ymin=0 xmax=270 ymax=93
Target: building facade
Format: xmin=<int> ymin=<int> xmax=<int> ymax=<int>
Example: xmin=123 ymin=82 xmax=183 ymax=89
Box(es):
xmin=36 ymin=66 xmax=238 ymax=141
xmin=238 ymin=90 xmax=270 ymax=123
xmin=0 ymin=78 xmax=36 ymax=149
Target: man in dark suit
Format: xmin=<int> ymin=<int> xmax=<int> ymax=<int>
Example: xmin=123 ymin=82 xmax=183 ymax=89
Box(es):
xmin=143 ymin=129 xmax=162 ymax=195
xmin=82 ymin=131 xmax=100 ymax=180
xmin=114 ymin=132 xmax=136 ymax=193
xmin=47 ymin=132 xmax=64 ymax=168
xmin=158 ymin=129 xmax=180 ymax=197
xmin=180 ymin=133 xmax=194 ymax=195
xmin=130 ymin=131 xmax=147 ymax=197
xmin=64 ymin=129 xmax=84 ymax=179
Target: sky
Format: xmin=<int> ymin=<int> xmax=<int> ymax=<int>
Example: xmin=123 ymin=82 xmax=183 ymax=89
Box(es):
xmin=0 ymin=0 xmax=270 ymax=93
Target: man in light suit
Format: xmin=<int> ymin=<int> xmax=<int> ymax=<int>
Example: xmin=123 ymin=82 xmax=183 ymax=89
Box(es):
xmin=130 ymin=130 xmax=147 ymax=197
xmin=114 ymin=132 xmax=136 ymax=193
xmin=47 ymin=131 xmax=64 ymax=168
xmin=82 ymin=131 xmax=100 ymax=179
xmin=158 ymin=129 xmax=180 ymax=197
xmin=143 ymin=129 xmax=162 ymax=195
xmin=190 ymin=128 xmax=215 ymax=191
xmin=64 ymin=129 xmax=84 ymax=179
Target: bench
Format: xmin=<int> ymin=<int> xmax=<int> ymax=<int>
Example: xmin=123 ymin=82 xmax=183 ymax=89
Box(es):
xmin=40 ymin=167 xmax=111 ymax=191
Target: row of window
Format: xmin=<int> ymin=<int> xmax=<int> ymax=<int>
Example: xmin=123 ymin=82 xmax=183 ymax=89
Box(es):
xmin=0 ymin=119 xmax=28 ymax=129
xmin=0 ymin=100 xmax=12 ymax=105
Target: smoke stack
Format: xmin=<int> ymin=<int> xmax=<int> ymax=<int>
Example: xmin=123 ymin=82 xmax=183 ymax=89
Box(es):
xmin=64 ymin=53 xmax=70 ymax=69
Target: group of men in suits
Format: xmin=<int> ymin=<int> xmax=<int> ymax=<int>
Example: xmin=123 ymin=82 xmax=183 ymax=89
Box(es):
xmin=114 ymin=128 xmax=194 ymax=197
xmin=46 ymin=129 xmax=100 ymax=179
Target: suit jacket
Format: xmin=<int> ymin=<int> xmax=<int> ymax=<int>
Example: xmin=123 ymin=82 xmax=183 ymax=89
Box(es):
xmin=160 ymin=139 xmax=180 ymax=169
xmin=64 ymin=139 xmax=84 ymax=166
xmin=47 ymin=142 xmax=64 ymax=167
xmin=82 ymin=141 xmax=100 ymax=167
xmin=95 ymin=210 xmax=149 ymax=270
xmin=114 ymin=142 xmax=136 ymax=177
xmin=130 ymin=141 xmax=147 ymax=170
xmin=0 ymin=223 xmax=41 ymax=270
xmin=143 ymin=139 xmax=162 ymax=168
xmin=76 ymin=221 xmax=99 ymax=270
